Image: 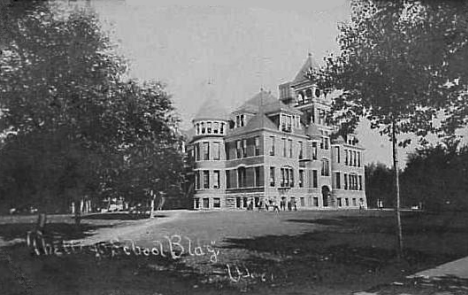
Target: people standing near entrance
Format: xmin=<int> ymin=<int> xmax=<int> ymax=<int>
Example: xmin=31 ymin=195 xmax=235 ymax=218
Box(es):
xmin=280 ymin=198 xmax=286 ymax=211
xmin=287 ymin=200 xmax=292 ymax=211
xmin=265 ymin=200 xmax=269 ymax=211
xmin=293 ymin=199 xmax=297 ymax=211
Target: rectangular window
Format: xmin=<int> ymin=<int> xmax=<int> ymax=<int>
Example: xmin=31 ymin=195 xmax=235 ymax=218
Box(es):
xmin=255 ymin=167 xmax=261 ymax=187
xmin=203 ymin=142 xmax=210 ymax=160
xmin=300 ymin=197 xmax=305 ymax=207
xmin=345 ymin=198 xmax=349 ymax=206
xmin=269 ymin=136 xmax=275 ymax=156
xmin=324 ymin=137 xmax=329 ymax=150
xmin=344 ymin=173 xmax=348 ymax=190
xmin=254 ymin=136 xmax=260 ymax=156
xmin=312 ymin=170 xmax=318 ymax=188
xmin=358 ymin=152 xmax=361 ymax=167
xmin=280 ymin=168 xmax=285 ymax=187
xmin=201 ymin=122 xmax=206 ymax=134
xmin=289 ymin=168 xmax=294 ymax=187
xmin=337 ymin=198 xmax=342 ymax=207
xmin=225 ymin=143 xmax=230 ymax=160
xmin=226 ymin=171 xmax=231 ymax=189
xmin=203 ymin=198 xmax=209 ymax=208
xmin=282 ymin=138 xmax=287 ymax=157
xmin=353 ymin=198 xmax=357 ymax=206
xmin=220 ymin=123 xmax=225 ymax=134
xmin=312 ymin=142 xmax=318 ymax=160
xmin=299 ymin=141 xmax=303 ymax=159
xmin=353 ymin=151 xmax=357 ymax=166
xmin=207 ymin=122 xmax=212 ymax=133
xmin=195 ymin=143 xmax=200 ymax=161
xmin=203 ymin=170 xmax=209 ymax=189
xmin=213 ymin=142 xmax=220 ymax=160
xmin=194 ymin=198 xmax=200 ymax=209
xmin=359 ymin=175 xmax=363 ymax=190
xmin=213 ymin=170 xmax=220 ymax=189
xmin=213 ymin=198 xmax=221 ymax=208
xmin=236 ymin=140 xmax=241 ymax=158
xmin=270 ymin=167 xmax=275 ymax=187
xmin=288 ymin=139 xmax=293 ymax=158
xmin=345 ymin=150 xmax=348 ymax=165
xmin=299 ymin=170 xmax=304 ymax=187
xmin=242 ymin=139 xmax=247 ymax=158
xmin=334 ymin=146 xmax=340 ymax=163
xmin=335 ymin=172 xmax=341 ymax=189
xmin=213 ymin=122 xmax=219 ymax=134
xmin=195 ymin=171 xmax=199 ymax=189
xmin=313 ymin=197 xmax=319 ymax=206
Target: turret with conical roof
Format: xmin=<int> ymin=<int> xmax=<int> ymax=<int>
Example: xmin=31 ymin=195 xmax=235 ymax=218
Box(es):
xmin=192 ymin=98 xmax=229 ymax=138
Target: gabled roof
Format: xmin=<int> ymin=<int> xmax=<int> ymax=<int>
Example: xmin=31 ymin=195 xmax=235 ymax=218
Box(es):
xmin=193 ymin=98 xmax=229 ymax=121
xmin=235 ymin=90 xmax=302 ymax=116
xmin=228 ymin=112 xmax=277 ymax=136
xmin=292 ymin=53 xmax=320 ymax=84
xmin=262 ymin=100 xmax=302 ymax=115
xmin=332 ymin=135 xmax=346 ymax=144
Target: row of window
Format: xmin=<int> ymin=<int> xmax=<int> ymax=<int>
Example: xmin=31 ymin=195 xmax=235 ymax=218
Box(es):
xmin=333 ymin=172 xmax=363 ymax=190
xmin=194 ymin=142 xmax=221 ymax=161
xmin=344 ymin=149 xmax=361 ymax=167
xmin=193 ymin=196 xmax=365 ymax=209
xmin=193 ymin=139 xmax=361 ymax=167
xmin=195 ymin=121 xmax=226 ymax=136
xmin=194 ymin=198 xmax=221 ymax=209
xmin=194 ymin=170 xmax=221 ymax=189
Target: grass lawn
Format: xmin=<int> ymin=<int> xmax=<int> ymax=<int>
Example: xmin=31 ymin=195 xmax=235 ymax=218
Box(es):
xmin=1 ymin=209 xmax=468 ymax=295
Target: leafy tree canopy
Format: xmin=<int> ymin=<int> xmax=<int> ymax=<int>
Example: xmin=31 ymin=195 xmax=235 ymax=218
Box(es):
xmin=0 ymin=2 xmax=184 ymax=212
xmin=312 ymin=0 xmax=468 ymax=144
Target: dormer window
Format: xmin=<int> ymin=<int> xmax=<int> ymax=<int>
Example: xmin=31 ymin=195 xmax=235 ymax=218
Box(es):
xmin=235 ymin=114 xmax=245 ymax=128
xmin=220 ymin=123 xmax=225 ymax=134
xmin=213 ymin=122 xmax=219 ymax=134
xmin=201 ymin=122 xmax=206 ymax=134
xmin=305 ymin=88 xmax=312 ymax=98
xmin=280 ymin=114 xmax=293 ymax=132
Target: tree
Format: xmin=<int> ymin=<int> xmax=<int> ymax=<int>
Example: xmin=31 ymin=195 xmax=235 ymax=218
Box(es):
xmin=0 ymin=2 xmax=184 ymax=216
xmin=365 ymin=162 xmax=394 ymax=208
xmin=312 ymin=0 xmax=468 ymax=260
xmin=402 ymin=139 xmax=468 ymax=212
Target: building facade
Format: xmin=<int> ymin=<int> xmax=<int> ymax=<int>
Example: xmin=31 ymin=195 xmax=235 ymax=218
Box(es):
xmin=185 ymin=54 xmax=367 ymax=210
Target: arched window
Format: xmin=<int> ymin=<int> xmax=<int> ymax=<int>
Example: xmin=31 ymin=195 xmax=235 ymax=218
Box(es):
xmin=298 ymin=91 xmax=304 ymax=102
xmin=315 ymin=88 xmax=321 ymax=98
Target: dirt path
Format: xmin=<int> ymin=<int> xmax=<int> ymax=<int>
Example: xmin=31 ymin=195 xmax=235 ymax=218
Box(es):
xmin=70 ymin=210 xmax=186 ymax=246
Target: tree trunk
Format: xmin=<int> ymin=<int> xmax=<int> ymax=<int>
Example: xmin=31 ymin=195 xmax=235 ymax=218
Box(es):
xmin=392 ymin=119 xmax=404 ymax=261
xmin=149 ymin=190 xmax=156 ymax=219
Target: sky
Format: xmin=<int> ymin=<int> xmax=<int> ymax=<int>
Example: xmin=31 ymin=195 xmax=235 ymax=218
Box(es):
xmin=80 ymin=0 xmax=460 ymax=167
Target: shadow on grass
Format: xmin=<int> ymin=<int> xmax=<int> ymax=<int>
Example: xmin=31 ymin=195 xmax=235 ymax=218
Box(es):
xmin=287 ymin=211 xmax=468 ymax=235
xmin=0 ymin=242 xmax=242 ymax=295
xmin=217 ymin=211 xmax=468 ymax=291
